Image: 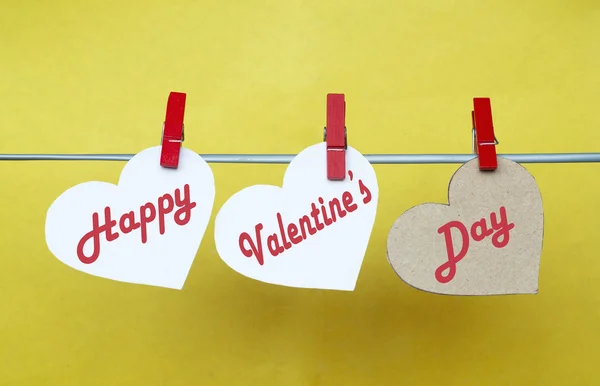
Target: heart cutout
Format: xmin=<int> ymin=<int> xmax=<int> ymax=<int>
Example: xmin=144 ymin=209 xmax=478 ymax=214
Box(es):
xmin=214 ymin=142 xmax=379 ymax=291
xmin=387 ymin=157 xmax=544 ymax=295
xmin=45 ymin=146 xmax=215 ymax=289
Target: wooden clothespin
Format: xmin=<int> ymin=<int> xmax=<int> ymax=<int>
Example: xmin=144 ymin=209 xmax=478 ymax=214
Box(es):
xmin=160 ymin=92 xmax=186 ymax=168
xmin=325 ymin=93 xmax=347 ymax=180
xmin=472 ymin=97 xmax=498 ymax=171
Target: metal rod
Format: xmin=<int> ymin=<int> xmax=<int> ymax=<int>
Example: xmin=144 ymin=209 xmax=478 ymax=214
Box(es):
xmin=0 ymin=153 xmax=599 ymax=164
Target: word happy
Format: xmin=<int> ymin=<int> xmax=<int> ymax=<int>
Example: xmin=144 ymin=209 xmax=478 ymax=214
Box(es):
xmin=435 ymin=206 xmax=515 ymax=284
xmin=76 ymin=184 xmax=196 ymax=264
xmin=239 ymin=170 xmax=373 ymax=266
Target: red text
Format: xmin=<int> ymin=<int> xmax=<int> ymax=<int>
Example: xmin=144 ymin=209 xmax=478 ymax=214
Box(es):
xmin=435 ymin=206 xmax=514 ymax=284
xmin=76 ymin=184 xmax=196 ymax=264
xmin=238 ymin=170 xmax=373 ymax=265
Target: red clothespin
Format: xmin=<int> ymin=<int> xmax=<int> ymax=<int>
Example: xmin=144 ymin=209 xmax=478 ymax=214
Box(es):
xmin=472 ymin=97 xmax=498 ymax=171
xmin=324 ymin=93 xmax=347 ymax=180
xmin=160 ymin=92 xmax=187 ymax=168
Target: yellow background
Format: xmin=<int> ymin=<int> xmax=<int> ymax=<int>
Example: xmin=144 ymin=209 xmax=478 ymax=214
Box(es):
xmin=1 ymin=0 xmax=600 ymax=385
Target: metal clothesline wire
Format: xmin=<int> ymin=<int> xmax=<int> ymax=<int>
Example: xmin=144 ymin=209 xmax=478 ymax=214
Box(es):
xmin=0 ymin=129 xmax=598 ymax=164
xmin=0 ymin=153 xmax=600 ymax=164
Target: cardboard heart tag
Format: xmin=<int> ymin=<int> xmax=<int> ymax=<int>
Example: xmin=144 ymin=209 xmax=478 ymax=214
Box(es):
xmin=45 ymin=146 xmax=215 ymax=289
xmin=214 ymin=142 xmax=379 ymax=291
xmin=387 ymin=157 xmax=544 ymax=295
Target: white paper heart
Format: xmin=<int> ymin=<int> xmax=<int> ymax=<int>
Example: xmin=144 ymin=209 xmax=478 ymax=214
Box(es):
xmin=45 ymin=146 xmax=215 ymax=289
xmin=214 ymin=142 xmax=379 ymax=291
xmin=387 ymin=156 xmax=544 ymax=295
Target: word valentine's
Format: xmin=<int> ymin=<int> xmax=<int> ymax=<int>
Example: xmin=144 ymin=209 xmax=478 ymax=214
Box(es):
xmin=435 ymin=206 xmax=515 ymax=284
xmin=76 ymin=184 xmax=197 ymax=264
xmin=239 ymin=170 xmax=373 ymax=265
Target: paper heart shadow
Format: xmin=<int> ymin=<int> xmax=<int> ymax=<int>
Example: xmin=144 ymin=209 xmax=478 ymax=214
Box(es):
xmin=387 ymin=157 xmax=544 ymax=296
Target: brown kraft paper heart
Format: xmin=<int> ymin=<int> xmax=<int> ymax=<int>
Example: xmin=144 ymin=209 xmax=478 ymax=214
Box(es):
xmin=387 ymin=157 xmax=544 ymax=296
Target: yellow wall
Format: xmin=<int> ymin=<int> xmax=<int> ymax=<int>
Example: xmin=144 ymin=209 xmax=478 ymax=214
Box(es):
xmin=1 ymin=1 xmax=600 ymax=385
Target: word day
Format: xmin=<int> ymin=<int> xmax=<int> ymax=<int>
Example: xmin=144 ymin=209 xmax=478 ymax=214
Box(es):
xmin=435 ymin=206 xmax=515 ymax=284
xmin=239 ymin=170 xmax=373 ymax=266
xmin=76 ymin=184 xmax=197 ymax=264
